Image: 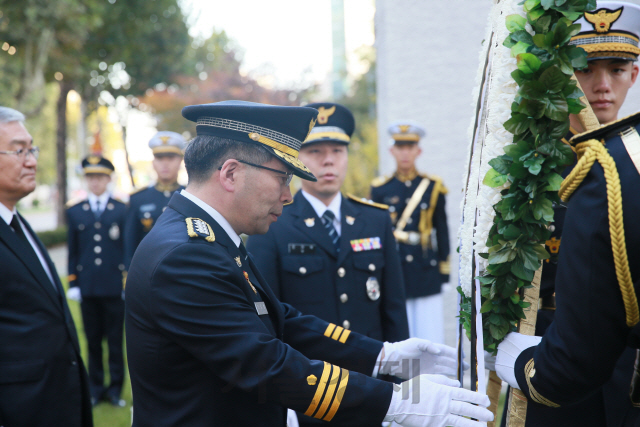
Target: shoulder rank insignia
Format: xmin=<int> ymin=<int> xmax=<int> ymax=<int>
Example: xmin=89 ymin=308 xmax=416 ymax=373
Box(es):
xmin=370 ymin=175 xmax=392 ymax=188
xmin=346 ymin=193 xmax=389 ymax=210
xmin=185 ymin=217 xmax=215 ymax=242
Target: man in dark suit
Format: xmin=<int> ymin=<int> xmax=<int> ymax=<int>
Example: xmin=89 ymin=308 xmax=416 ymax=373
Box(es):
xmin=67 ymin=155 xmax=127 ymax=407
xmin=124 ymin=131 xmax=185 ymax=269
xmin=370 ymin=122 xmax=450 ymax=343
xmin=125 ymin=101 xmax=492 ymax=427
xmin=0 ymin=106 xmax=93 ymax=426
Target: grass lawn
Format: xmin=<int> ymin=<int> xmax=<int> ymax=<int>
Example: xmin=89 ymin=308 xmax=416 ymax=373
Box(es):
xmin=63 ymin=279 xmax=133 ymax=427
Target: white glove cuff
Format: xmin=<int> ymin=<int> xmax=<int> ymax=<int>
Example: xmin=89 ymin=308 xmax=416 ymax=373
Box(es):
xmin=496 ymin=333 xmax=542 ymax=389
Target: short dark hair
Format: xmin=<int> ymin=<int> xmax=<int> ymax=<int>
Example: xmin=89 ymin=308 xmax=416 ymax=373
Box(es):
xmin=184 ymin=135 xmax=273 ymax=184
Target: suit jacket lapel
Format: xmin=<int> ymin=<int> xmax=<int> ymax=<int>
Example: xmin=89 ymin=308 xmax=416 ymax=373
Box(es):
xmin=0 ymin=216 xmax=64 ymax=312
xmin=290 ymin=192 xmax=338 ymax=258
xmin=337 ymin=195 xmax=365 ymax=266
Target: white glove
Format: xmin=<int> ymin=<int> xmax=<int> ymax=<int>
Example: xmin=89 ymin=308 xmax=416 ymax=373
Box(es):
xmin=484 ymin=351 xmax=496 ymax=372
xmin=378 ymin=339 xmax=460 ymax=378
xmin=495 ymin=332 xmax=542 ymax=389
xmin=66 ymin=287 xmax=82 ymax=302
xmin=384 ymin=374 xmax=493 ymax=427
xmin=286 ymin=408 xmax=299 ymax=427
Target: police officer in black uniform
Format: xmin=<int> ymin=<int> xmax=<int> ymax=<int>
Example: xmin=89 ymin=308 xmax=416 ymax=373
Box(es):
xmin=370 ymin=122 xmax=450 ymax=343
xmin=515 ymin=4 xmax=640 ymax=426
xmin=125 ymin=100 xmax=492 ymax=427
xmin=496 ymin=110 xmax=640 ymax=427
xmin=66 ymin=155 xmax=127 ymax=407
xmin=124 ymin=131 xmax=185 ymax=268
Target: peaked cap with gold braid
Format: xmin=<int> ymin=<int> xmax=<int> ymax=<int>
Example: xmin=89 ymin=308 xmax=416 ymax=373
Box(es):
xmin=387 ymin=120 xmax=426 ymax=146
xmin=149 ymin=131 xmax=186 ymax=156
xmin=570 ymin=1 xmax=640 ymax=61
xmin=182 ymin=101 xmax=319 ymax=181
xmin=82 ymin=155 xmax=115 ymax=175
xmin=303 ymin=102 xmax=355 ymax=147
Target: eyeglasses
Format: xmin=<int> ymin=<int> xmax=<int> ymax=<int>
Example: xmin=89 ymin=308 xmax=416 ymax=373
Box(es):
xmin=0 ymin=146 xmax=40 ymax=160
xmin=219 ymin=159 xmax=293 ymax=186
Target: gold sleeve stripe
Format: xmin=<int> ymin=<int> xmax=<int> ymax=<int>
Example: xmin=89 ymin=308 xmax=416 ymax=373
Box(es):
xmin=324 ymin=323 xmax=336 ymax=338
xmin=338 ymin=328 xmax=351 ymax=343
xmin=525 ymin=359 xmax=560 ymax=408
xmin=314 ymin=364 xmax=341 ymax=419
xmin=323 ymin=368 xmax=349 ymax=421
xmin=304 ymin=362 xmax=332 ymax=417
xmin=331 ymin=326 xmax=344 ymax=341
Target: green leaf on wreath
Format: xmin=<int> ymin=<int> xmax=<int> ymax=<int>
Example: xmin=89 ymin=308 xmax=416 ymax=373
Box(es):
xmin=480 ymin=299 xmax=495 ymax=314
xmin=512 ymin=41 xmax=531 ymax=58
xmin=484 ymin=168 xmax=509 ymax=188
xmin=541 ymin=0 xmax=554 ymax=9
xmin=544 ymin=94 xmax=569 ymax=121
xmin=517 ymin=53 xmax=542 ymax=74
xmin=544 ymin=172 xmax=564 ymax=191
xmin=511 ymin=259 xmax=535 ymax=281
xmin=532 ymin=197 xmax=554 ymax=221
xmin=539 ymin=66 xmax=568 ymax=93
xmin=506 ymin=14 xmax=528 ymax=32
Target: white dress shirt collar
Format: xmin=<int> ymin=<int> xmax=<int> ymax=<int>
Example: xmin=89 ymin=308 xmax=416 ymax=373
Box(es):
xmin=180 ymin=190 xmax=242 ymax=247
xmin=88 ymin=192 xmax=110 ymax=212
xmin=0 ymin=201 xmax=16 ymax=226
xmin=301 ymin=190 xmax=342 ymax=235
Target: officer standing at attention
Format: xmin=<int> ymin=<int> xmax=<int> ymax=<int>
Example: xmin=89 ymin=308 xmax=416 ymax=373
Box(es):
xmin=370 ymin=122 xmax=450 ymax=343
xmin=248 ymin=102 xmax=409 ymax=343
xmin=124 ymin=131 xmax=185 ymax=268
xmin=125 ymin=100 xmax=492 ymax=427
xmin=66 ymin=155 xmax=127 ymax=407
xmin=506 ymin=3 xmax=639 ymax=426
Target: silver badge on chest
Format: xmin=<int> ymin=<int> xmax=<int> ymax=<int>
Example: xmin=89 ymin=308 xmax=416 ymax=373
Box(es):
xmin=366 ymin=277 xmax=380 ymax=301
xmin=109 ymin=224 xmax=120 ymax=240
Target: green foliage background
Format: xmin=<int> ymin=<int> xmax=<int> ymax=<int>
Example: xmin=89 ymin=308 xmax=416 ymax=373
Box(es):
xmin=459 ymin=0 xmax=596 ymax=354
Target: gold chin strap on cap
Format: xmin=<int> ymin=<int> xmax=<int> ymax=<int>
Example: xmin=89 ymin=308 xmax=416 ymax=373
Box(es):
xmin=559 ymin=139 xmax=639 ymax=327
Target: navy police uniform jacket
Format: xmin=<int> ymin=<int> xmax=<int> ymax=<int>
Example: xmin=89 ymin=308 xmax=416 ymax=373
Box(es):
xmin=513 ymin=114 xmax=640 ymax=426
xmin=370 ymin=172 xmax=450 ymax=298
xmin=124 ymin=183 xmax=183 ymax=268
xmin=125 ymin=193 xmax=394 ymax=427
xmin=247 ymin=192 xmax=409 ymax=343
xmin=67 ymin=197 xmax=126 ymax=297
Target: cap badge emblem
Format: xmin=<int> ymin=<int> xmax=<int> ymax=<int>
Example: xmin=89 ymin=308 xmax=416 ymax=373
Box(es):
xmin=159 ymin=136 xmax=171 ymax=145
xmin=584 ymin=7 xmax=622 ymax=33
xmin=316 ymin=106 xmax=336 ymax=124
xmin=398 ymin=125 xmax=411 ymax=133
xmin=87 ymin=155 xmax=100 ymax=164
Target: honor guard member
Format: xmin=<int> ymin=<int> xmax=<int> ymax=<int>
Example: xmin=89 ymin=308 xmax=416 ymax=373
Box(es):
xmin=506 ymin=4 xmax=640 ymax=426
xmin=66 ymin=155 xmax=127 ymax=407
xmin=125 ymin=101 xmax=492 ymax=427
xmin=496 ymin=112 xmax=640 ymax=427
xmin=124 ymin=131 xmax=185 ymax=268
xmin=247 ymin=102 xmax=410 ymax=425
xmin=370 ymin=122 xmax=450 ymax=343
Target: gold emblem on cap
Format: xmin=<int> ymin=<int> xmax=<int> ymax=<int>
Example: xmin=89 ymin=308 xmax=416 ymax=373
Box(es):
xmin=584 ymin=7 xmax=622 ymax=33
xmin=159 ymin=136 xmax=171 ymax=145
xmin=249 ymin=132 xmax=261 ymax=141
xmin=307 ymin=375 xmax=317 ymax=386
xmin=398 ymin=125 xmax=411 ymax=133
xmin=272 ymin=150 xmax=312 ymax=173
xmin=87 ymin=155 xmax=101 ymax=165
xmin=316 ymin=106 xmax=336 ymax=125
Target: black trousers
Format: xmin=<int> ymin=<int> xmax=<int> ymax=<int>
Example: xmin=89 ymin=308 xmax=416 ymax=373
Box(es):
xmin=81 ymin=297 xmax=125 ymax=400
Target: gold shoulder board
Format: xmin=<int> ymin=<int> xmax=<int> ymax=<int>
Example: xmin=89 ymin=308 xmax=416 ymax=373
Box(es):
xmin=346 ymin=194 xmax=389 ymax=210
xmin=370 ymin=175 xmax=392 ymax=188
xmin=185 ymin=217 xmax=216 ymax=242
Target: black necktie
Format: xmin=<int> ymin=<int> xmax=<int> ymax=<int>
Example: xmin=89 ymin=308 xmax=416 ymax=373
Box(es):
xmin=94 ymin=200 xmax=102 ymax=218
xmin=321 ymin=210 xmax=340 ymax=251
xmin=10 ymin=215 xmax=30 ymax=246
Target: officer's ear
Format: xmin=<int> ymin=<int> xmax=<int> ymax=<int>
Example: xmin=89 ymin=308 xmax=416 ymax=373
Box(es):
xmin=217 ymin=159 xmax=241 ymax=192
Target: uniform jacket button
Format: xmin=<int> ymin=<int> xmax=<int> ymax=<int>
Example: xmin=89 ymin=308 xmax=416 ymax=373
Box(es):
xmin=337 ymin=267 xmax=346 ymax=277
xmin=94 ymin=246 xmax=102 ymax=254
xmin=71 ymin=360 xmax=78 ymax=366
xmin=95 ymin=258 xmax=102 ymax=266
xmin=340 ymin=293 xmax=348 ymax=303
xmin=299 ymin=266 xmax=307 ymax=275
xmin=94 ymin=234 xmax=102 ymax=241
xmin=342 ymin=320 xmax=350 ymax=329
xmin=368 ymin=263 xmax=376 ymax=272
xmin=406 ymin=254 xmax=414 ymax=263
